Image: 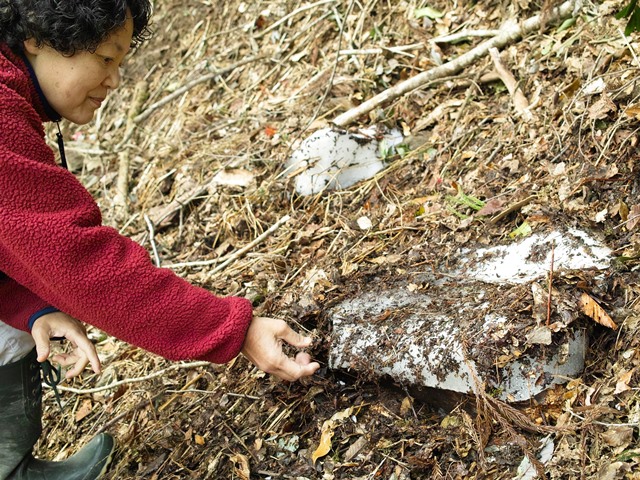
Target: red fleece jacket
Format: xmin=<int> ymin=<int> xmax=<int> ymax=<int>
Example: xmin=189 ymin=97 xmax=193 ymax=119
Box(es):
xmin=0 ymin=44 xmax=252 ymax=363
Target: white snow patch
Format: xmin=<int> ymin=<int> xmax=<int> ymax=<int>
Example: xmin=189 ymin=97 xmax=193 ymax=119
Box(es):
xmin=457 ymin=228 xmax=611 ymax=284
xmin=285 ymin=127 xmax=404 ymax=196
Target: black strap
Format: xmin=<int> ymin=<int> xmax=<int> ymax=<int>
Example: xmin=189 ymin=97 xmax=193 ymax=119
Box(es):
xmin=41 ymin=360 xmax=64 ymax=411
xmin=55 ymin=122 xmax=69 ymax=170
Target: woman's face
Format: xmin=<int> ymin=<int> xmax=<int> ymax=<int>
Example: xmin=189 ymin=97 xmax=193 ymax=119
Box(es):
xmin=22 ymin=16 xmax=134 ymax=125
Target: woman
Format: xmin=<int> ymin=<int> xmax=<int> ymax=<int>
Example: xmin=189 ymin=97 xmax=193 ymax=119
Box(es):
xmin=0 ymin=1 xmax=319 ymax=478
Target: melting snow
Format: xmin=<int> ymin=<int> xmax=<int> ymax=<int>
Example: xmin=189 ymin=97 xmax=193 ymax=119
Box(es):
xmin=285 ymin=127 xmax=403 ymax=196
xmin=456 ymin=228 xmax=611 ymax=284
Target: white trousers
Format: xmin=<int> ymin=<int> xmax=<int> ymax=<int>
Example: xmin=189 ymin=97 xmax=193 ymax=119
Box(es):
xmin=0 ymin=321 xmax=35 ymax=366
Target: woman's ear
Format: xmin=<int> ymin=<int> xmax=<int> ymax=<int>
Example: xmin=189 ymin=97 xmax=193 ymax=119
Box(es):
xmin=23 ymin=38 xmax=41 ymax=55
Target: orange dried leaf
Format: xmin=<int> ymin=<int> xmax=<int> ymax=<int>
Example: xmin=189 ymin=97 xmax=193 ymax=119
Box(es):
xmin=75 ymin=399 xmax=93 ymax=422
xmin=578 ymin=292 xmax=617 ymax=330
xmin=311 ymin=406 xmax=358 ymax=464
xmin=311 ymin=426 xmax=334 ymax=464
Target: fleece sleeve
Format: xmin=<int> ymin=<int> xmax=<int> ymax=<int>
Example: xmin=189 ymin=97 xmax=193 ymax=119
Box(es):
xmin=0 ymin=114 xmax=253 ymax=364
xmin=0 ymin=275 xmax=58 ymax=330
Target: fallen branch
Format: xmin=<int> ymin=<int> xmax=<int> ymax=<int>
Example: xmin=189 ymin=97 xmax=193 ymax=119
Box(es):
xmin=332 ymin=0 xmax=579 ymax=127
xmin=490 ymin=195 xmax=536 ymax=224
xmin=488 ymin=47 xmax=533 ymax=121
xmin=338 ymin=43 xmax=423 ymax=58
xmin=546 ymin=241 xmax=555 ymax=326
xmin=144 ymin=213 xmax=161 ymax=267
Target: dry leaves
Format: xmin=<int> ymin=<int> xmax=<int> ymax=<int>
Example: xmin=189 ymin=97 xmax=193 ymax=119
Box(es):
xmin=578 ymin=292 xmax=617 ymax=330
xmin=229 ymin=453 xmax=250 ymax=480
xmin=311 ymin=405 xmax=362 ymax=464
xmin=75 ymin=399 xmax=93 ymax=422
xmin=626 ymin=205 xmax=640 ymax=231
xmin=614 ymin=368 xmax=635 ymax=395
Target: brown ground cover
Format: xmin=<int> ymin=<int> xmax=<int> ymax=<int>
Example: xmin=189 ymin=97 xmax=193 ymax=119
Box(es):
xmin=40 ymin=1 xmax=640 ymax=478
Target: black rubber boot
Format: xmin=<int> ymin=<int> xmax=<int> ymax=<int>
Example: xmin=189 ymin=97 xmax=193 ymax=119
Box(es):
xmin=0 ymin=349 xmax=115 ymax=480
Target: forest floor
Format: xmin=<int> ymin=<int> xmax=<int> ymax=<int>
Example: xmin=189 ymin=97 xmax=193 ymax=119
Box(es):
xmin=39 ymin=0 xmax=640 ymax=478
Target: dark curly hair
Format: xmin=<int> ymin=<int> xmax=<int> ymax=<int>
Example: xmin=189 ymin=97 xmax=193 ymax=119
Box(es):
xmin=0 ymin=0 xmax=152 ymax=55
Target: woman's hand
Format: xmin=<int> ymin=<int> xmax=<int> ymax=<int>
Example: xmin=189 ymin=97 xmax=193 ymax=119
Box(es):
xmin=31 ymin=311 xmax=101 ymax=379
xmin=241 ymin=316 xmax=320 ymax=381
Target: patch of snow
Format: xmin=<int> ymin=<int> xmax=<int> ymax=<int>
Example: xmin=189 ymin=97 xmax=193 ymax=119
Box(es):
xmin=457 ymin=228 xmax=611 ymax=284
xmin=285 ymin=127 xmax=404 ymax=196
xmin=329 ymin=287 xmax=586 ymax=402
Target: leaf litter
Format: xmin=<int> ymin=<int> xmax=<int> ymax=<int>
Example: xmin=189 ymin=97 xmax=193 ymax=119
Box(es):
xmin=37 ymin=0 xmax=640 ymax=478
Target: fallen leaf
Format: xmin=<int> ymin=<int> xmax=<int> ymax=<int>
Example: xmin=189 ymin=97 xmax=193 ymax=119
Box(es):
xmin=75 ymin=399 xmax=93 ymax=422
xmin=578 ymin=292 xmax=617 ymax=330
xmin=526 ymin=325 xmax=552 ymax=345
xmin=477 ymin=198 xmax=504 ymax=216
xmin=229 ymin=453 xmax=250 ymax=480
xmin=370 ymin=254 xmax=403 ymax=265
xmin=624 ymin=104 xmax=640 ymax=120
xmin=344 ymin=436 xmax=368 ymax=462
xmin=583 ymin=78 xmax=606 ymax=96
xmin=531 ymin=282 xmax=548 ymax=324
xmin=415 ymin=6 xmax=444 ymax=19
xmin=312 ymin=406 xmax=360 ymax=464
xmin=587 ymin=95 xmax=617 ymax=120
xmin=400 ymin=396 xmax=413 ymax=416
xmin=615 ymin=368 xmax=635 ymax=395
xmin=612 ymin=200 xmax=629 ymax=222
xmin=509 ymin=221 xmax=532 ymax=238
xmin=626 ymin=205 xmax=640 ymax=231
xmin=602 ymin=427 xmax=633 ymax=451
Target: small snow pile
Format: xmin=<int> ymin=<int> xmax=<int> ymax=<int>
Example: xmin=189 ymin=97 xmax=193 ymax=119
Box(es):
xmin=456 ymin=228 xmax=612 ymax=284
xmin=285 ymin=126 xmax=404 ymax=196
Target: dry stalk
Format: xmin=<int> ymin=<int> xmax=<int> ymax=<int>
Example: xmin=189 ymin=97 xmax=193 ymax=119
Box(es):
xmin=488 ymin=47 xmax=533 ymax=122
xmin=144 ymin=213 xmax=161 ymax=267
xmin=44 ymin=361 xmax=210 ymax=394
xmin=158 ymin=371 xmax=206 ymax=412
xmin=462 ymin=350 xmax=574 ymax=478
xmin=114 ymin=80 xmax=148 ymax=213
xmin=252 ymin=0 xmax=337 ymax=39
xmin=332 ymin=0 xmax=579 ymax=127
xmin=432 ymin=29 xmax=500 ymax=44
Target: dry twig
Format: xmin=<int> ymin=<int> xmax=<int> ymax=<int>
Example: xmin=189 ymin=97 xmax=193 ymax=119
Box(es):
xmin=45 ymin=361 xmax=210 ymax=394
